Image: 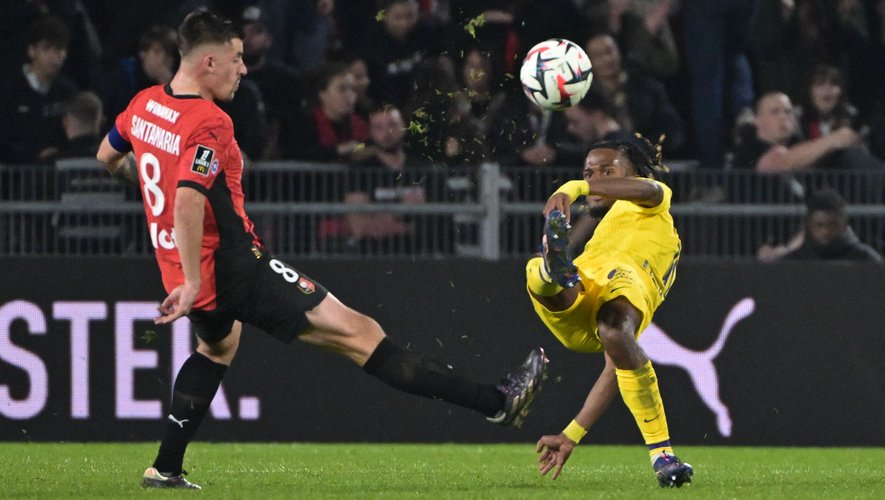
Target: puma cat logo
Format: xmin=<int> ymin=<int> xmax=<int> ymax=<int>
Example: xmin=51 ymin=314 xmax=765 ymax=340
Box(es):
xmin=168 ymin=414 xmax=190 ymax=429
xmin=639 ymin=298 xmax=756 ymax=437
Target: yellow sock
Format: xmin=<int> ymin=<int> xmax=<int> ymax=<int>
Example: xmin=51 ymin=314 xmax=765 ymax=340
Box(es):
xmin=615 ymin=360 xmax=672 ymax=457
xmin=526 ymin=257 xmax=562 ymax=296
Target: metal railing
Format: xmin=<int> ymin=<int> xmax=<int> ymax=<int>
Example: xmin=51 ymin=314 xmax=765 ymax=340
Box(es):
xmin=2 ymin=160 xmax=884 ymax=259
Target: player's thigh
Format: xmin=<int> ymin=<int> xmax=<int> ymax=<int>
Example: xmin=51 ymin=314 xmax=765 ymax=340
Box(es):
xmin=300 ymin=293 xmax=385 ymax=365
xmin=243 ymin=255 xmax=329 ymax=343
xmin=528 ymin=283 xmax=605 ymax=353
xmin=196 ymin=320 xmax=242 ymax=365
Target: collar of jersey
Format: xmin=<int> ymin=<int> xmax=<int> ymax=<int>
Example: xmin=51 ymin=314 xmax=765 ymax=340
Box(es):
xmin=164 ymin=83 xmax=202 ymax=100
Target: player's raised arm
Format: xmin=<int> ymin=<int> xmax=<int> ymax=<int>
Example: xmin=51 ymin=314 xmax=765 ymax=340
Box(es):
xmin=543 ymin=177 xmax=663 ymax=220
xmin=585 ymin=177 xmax=663 ymax=208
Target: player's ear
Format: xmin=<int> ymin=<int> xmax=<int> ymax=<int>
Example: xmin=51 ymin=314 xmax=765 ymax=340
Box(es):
xmin=203 ymin=53 xmax=215 ymax=73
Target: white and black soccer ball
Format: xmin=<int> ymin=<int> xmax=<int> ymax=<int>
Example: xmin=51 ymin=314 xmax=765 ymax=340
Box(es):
xmin=519 ymin=38 xmax=593 ymax=111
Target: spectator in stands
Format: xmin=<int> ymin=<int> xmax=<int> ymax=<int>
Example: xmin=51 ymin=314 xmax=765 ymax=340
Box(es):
xmin=683 ymin=0 xmax=758 ymax=170
xmin=330 ymin=50 xmax=374 ymax=120
xmin=361 ymin=0 xmax=443 ymax=110
xmin=581 ymin=0 xmax=680 ymax=79
xmin=459 ymin=48 xmax=508 ymax=136
xmin=584 ymin=33 xmax=685 ymax=155
xmin=101 ymin=24 xmax=178 ymax=126
xmin=216 ymin=78 xmax=267 ymax=160
xmin=239 ymin=7 xmax=303 ymax=159
xmin=51 ymin=91 xmax=104 ymax=160
xmin=732 ymin=91 xmax=881 ymax=173
xmin=1 ymin=0 xmax=103 ymax=92
xmin=289 ymin=0 xmax=337 ymax=71
xmin=484 ymin=81 xmax=571 ymax=171
xmin=0 ymin=15 xmax=77 ymax=164
xmin=759 ymin=188 xmax=883 ymax=262
xmin=447 ymin=0 xmax=521 ymax=76
xmin=340 ymin=105 xmax=427 ymax=251
xmin=404 ymin=57 xmax=490 ymax=167
xmin=797 ymin=65 xmax=862 ymax=142
xmin=565 ymin=88 xmax=634 ymax=157
xmin=549 ymin=88 xmax=633 ymax=167
xmin=281 ymin=61 xmax=368 ymax=162
xmin=752 ymin=0 xmax=870 ymax=101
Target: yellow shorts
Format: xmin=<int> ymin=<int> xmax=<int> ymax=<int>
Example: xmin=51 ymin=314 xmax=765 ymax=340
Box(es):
xmin=528 ymin=256 xmax=658 ymax=353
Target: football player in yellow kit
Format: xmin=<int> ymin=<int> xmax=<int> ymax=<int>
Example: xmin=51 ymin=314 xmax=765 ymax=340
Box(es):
xmin=529 ymin=138 xmax=693 ymax=487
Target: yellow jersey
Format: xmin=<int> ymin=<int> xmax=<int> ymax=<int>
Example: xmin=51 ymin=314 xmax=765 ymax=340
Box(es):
xmin=579 ymin=179 xmax=681 ymax=303
xmin=528 ymin=179 xmax=681 ymax=353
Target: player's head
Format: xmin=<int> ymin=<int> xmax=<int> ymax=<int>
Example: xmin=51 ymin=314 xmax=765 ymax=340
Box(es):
xmin=177 ymin=11 xmax=246 ymax=101
xmin=804 ymin=188 xmax=848 ymax=247
xmin=582 ymin=135 xmax=667 ymax=217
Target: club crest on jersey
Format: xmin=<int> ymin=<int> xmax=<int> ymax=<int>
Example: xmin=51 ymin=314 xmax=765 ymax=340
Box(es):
xmin=297 ymin=277 xmax=316 ymax=294
xmin=191 ymin=145 xmax=214 ymax=176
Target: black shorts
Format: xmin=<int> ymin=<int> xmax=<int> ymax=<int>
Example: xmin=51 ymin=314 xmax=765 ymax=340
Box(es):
xmin=188 ymin=247 xmax=328 ymax=344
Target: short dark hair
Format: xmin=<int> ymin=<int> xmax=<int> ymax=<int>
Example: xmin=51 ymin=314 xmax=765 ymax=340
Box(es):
xmin=588 ymin=134 xmax=668 ymax=179
xmin=177 ymin=11 xmax=238 ymax=57
xmin=311 ymin=61 xmax=352 ymax=94
xmin=64 ymin=91 xmax=103 ymax=126
xmin=805 ymin=188 xmax=846 ymax=214
xmin=27 ymin=15 xmax=70 ymax=49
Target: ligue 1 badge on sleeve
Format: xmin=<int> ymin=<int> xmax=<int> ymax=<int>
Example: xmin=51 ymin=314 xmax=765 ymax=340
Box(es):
xmin=191 ymin=145 xmax=215 ymax=176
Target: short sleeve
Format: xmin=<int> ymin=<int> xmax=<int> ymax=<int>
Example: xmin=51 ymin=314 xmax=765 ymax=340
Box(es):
xmin=628 ymin=179 xmax=671 ymax=215
xmin=109 ymin=107 xmax=133 ymax=153
xmin=176 ymin=116 xmax=228 ymax=195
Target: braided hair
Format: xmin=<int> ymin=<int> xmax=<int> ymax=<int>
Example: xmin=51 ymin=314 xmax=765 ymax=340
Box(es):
xmin=587 ymin=133 xmax=669 ymax=179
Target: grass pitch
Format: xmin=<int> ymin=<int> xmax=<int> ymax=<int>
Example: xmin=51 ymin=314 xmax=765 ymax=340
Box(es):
xmin=2 ymin=443 xmax=883 ymax=499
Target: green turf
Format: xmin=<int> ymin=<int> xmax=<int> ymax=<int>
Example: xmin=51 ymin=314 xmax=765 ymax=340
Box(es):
xmin=1 ymin=443 xmax=883 ymax=499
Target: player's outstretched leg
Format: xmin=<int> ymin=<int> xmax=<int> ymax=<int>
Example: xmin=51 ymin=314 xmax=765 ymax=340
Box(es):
xmin=542 ymin=210 xmax=580 ymax=288
xmin=652 ymin=452 xmax=694 ymax=488
xmin=487 ymin=348 xmax=549 ymax=426
xmin=142 ymin=467 xmax=202 ymax=489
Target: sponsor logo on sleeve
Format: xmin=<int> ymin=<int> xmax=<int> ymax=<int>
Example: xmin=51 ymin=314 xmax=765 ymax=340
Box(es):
xmin=191 ymin=145 xmax=215 ymax=176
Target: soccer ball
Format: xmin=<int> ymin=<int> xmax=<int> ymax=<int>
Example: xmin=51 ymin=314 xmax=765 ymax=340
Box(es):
xmin=519 ymin=38 xmax=593 ymax=110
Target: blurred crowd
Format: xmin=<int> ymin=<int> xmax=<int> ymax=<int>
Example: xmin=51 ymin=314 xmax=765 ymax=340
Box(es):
xmin=4 ymin=0 xmax=885 ymax=170
xmin=2 ymin=0 xmax=885 ymax=259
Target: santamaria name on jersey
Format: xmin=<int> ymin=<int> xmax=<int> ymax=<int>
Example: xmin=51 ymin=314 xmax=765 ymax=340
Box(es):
xmin=130 ymin=115 xmax=181 ymax=155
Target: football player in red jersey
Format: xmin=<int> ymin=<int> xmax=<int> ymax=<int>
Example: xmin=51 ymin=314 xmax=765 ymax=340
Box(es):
xmin=97 ymin=11 xmax=547 ymax=490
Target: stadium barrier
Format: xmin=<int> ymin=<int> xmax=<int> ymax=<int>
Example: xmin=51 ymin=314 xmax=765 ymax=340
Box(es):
xmin=2 ymin=160 xmax=884 ymax=258
xmin=1 ymin=257 xmax=883 ymax=446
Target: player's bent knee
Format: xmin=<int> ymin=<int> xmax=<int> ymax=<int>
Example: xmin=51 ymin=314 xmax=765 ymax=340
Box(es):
xmin=300 ymin=307 xmax=385 ymax=361
xmin=195 ymin=321 xmax=241 ymax=365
